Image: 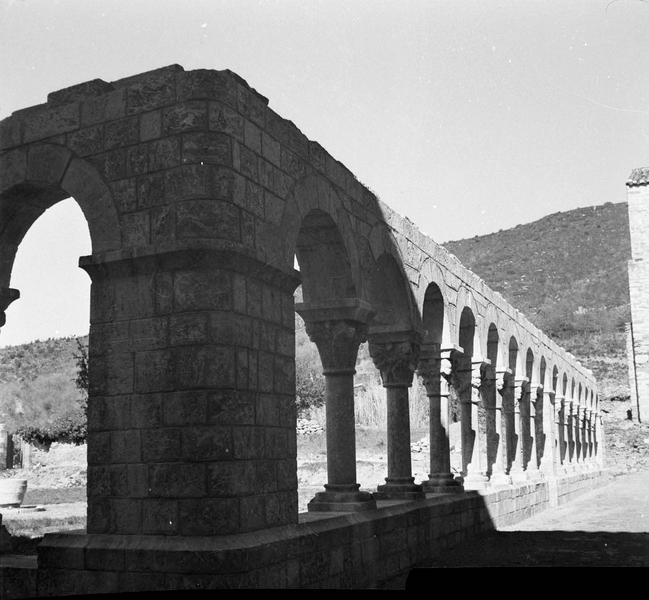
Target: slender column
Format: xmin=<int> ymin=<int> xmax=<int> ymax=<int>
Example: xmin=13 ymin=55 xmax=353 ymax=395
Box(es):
xmin=526 ymin=384 xmax=542 ymax=479
xmin=489 ymin=369 xmax=512 ymax=486
xmin=565 ymin=399 xmax=575 ymax=471
xmin=418 ymin=344 xmax=463 ymax=494
xmin=540 ymin=389 xmax=556 ymax=476
xmin=297 ymin=301 xmax=377 ymax=512
xmin=463 ymin=358 xmax=490 ymax=489
xmin=509 ymin=378 xmax=529 ymax=482
xmin=587 ymin=409 xmax=594 ymax=462
xmin=370 ymin=331 xmax=424 ymax=500
xmin=554 ymin=395 xmax=566 ymax=470
xmin=573 ymin=404 xmax=582 ymax=468
xmin=580 ymin=407 xmax=589 ymax=467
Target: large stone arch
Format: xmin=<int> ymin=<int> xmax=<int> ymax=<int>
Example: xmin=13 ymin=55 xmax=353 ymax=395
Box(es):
xmin=0 ymin=143 xmax=121 ymax=289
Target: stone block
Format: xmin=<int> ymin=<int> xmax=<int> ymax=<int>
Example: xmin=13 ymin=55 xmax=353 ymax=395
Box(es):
xmin=87 ymin=430 xmax=111 ymax=465
xmin=178 ymin=497 xmax=240 ymax=535
xmin=111 ymin=498 xmax=142 ymax=533
xmin=118 ymin=572 xmax=167 ymax=592
xmin=87 ymin=465 xmax=111 ymax=497
xmin=81 ymin=88 xmax=126 ymax=126
xmin=130 ymin=316 xmax=168 ymax=350
xmin=233 ymin=426 xmax=265 ymax=459
xmin=140 ymin=109 xmax=162 ymax=141
xmin=134 ymin=349 xmax=174 ymax=393
xmin=0 ymin=116 xmax=22 ymax=149
xmin=23 ymin=102 xmax=80 ymax=143
xmin=181 ymin=425 xmax=233 ymax=461
xmin=67 ymin=124 xmax=104 ymax=156
xmin=148 ymin=137 xmax=181 ymax=171
xmin=255 ymin=459 xmax=278 ymax=494
xmin=209 ymin=101 xmax=244 ymax=141
xmin=37 ymin=568 xmax=119 ymax=597
xmin=142 ymin=498 xmax=179 ymax=534
xmin=151 ymin=205 xmax=175 ymax=242
xmin=141 ymin=428 xmax=182 ymax=462
xmin=261 ymin=131 xmax=280 ymax=167
xmin=258 ymin=351 xmax=274 ymax=393
xmin=169 ymin=312 xmax=208 ymax=345
xmin=255 ymin=394 xmax=280 ymax=426
xmin=237 ymin=84 xmax=267 ymax=128
xmin=88 ymin=148 xmax=127 ymax=180
xmin=163 ymin=391 xmax=208 ymax=425
xmin=206 ymin=460 xmax=256 ymax=496
xmin=110 ymin=429 xmax=141 ymax=463
xmin=206 ymin=390 xmax=255 ymax=425
xmin=121 ymin=211 xmax=150 ymax=246
xmin=182 ymin=131 xmax=232 ymax=166
xmin=137 ymin=172 xmax=166 ymax=208
xmin=125 ymin=66 xmax=179 ymax=114
xmin=104 ymin=115 xmax=139 ymax=149
xmin=175 ymin=198 xmax=240 ymax=241
xmin=127 ymin=144 xmax=149 ymax=176
xmin=177 ymin=69 xmax=237 ymax=106
xmin=239 ymin=493 xmax=267 ymax=531
xmin=173 ymin=269 xmax=233 ymax=311
xmin=174 ymin=345 xmax=235 ymax=389
xmin=162 ymin=101 xmax=208 ymax=134
xmin=130 ymin=394 xmax=165 ymax=429
xmin=112 ymin=177 xmax=138 ymax=212
xmin=149 ymin=463 xmax=206 ymax=497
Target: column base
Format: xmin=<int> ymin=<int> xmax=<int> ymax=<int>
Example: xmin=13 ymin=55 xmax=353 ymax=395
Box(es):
xmin=373 ymin=478 xmax=424 ymax=500
xmin=509 ymin=467 xmax=528 ymax=484
xmin=307 ymin=484 xmax=377 ymax=512
xmin=421 ymin=473 xmax=464 ymax=494
xmin=488 ymin=470 xmax=512 ymax=488
xmin=463 ymin=470 xmax=489 ymax=491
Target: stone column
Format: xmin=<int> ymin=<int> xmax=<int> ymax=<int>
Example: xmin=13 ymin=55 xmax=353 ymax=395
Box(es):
xmin=297 ymin=301 xmax=377 ymax=512
xmin=489 ymin=369 xmax=512 ymax=487
xmin=580 ymin=406 xmax=589 ymax=467
xmin=573 ymin=404 xmax=582 ymax=468
xmin=565 ymin=399 xmax=575 ymax=472
xmin=418 ymin=344 xmax=463 ymax=494
xmin=586 ymin=408 xmax=594 ymax=462
xmin=509 ymin=378 xmax=529 ymax=482
xmin=526 ymin=384 xmax=542 ymax=480
xmin=463 ymin=359 xmax=490 ymax=489
xmin=539 ymin=389 xmax=556 ymax=476
xmin=554 ymin=395 xmax=565 ymax=471
xmin=369 ymin=331 xmax=424 ymax=500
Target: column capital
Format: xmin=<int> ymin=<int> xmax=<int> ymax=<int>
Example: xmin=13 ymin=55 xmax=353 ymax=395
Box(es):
xmin=368 ymin=330 xmax=422 ymax=387
xmin=495 ymin=368 xmax=512 ymax=394
xmin=470 ymin=358 xmax=491 ymax=390
xmin=514 ymin=377 xmax=529 ymax=398
xmin=296 ymin=299 xmax=374 ymax=374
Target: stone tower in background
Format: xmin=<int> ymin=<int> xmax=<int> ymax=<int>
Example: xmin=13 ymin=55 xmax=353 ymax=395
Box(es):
xmin=626 ymin=167 xmax=649 ymax=422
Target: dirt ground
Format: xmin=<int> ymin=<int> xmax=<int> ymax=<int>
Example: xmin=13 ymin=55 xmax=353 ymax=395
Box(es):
xmin=1 ymin=397 xmax=647 ymax=514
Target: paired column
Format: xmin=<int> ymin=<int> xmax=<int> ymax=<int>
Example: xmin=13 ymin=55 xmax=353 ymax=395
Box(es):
xmin=509 ymin=377 xmax=529 ymax=482
xmin=297 ymin=300 xmax=377 ymax=512
xmin=462 ymin=358 xmax=490 ymax=489
xmin=418 ymin=344 xmax=463 ymax=494
xmin=369 ymin=331 xmax=424 ymax=500
xmin=539 ymin=389 xmax=556 ymax=476
xmin=489 ymin=369 xmax=512 ymax=487
xmin=526 ymin=384 xmax=542 ymax=479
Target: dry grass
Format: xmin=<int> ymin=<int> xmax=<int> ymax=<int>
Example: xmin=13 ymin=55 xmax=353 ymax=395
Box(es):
xmin=303 ymin=378 xmax=429 ymax=430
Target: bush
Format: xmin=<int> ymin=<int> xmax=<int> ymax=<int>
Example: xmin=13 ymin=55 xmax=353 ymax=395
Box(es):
xmin=0 ymin=338 xmax=88 ymax=448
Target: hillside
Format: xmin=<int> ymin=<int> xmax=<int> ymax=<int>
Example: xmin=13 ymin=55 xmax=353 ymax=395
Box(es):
xmin=443 ymin=201 xmax=632 ymax=399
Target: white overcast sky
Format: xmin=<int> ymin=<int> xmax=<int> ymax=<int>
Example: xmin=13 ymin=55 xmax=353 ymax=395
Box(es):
xmin=0 ymin=0 xmax=648 ymax=347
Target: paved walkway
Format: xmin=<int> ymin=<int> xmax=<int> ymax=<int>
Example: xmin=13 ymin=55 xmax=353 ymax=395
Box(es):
xmin=408 ymin=471 xmax=649 ymax=578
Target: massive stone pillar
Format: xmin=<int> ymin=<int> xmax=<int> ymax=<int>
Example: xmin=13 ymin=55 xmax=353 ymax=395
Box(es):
xmin=369 ymin=332 xmax=424 ymax=500
xmin=81 ymin=249 xmax=303 ymax=536
xmin=296 ymin=301 xmax=377 ymax=512
xmin=489 ymin=369 xmax=512 ymax=487
xmin=509 ymin=378 xmax=529 ymax=482
xmin=0 ymin=288 xmax=19 ymax=473
xmin=418 ymin=344 xmax=463 ymax=494
xmin=462 ymin=359 xmax=490 ymax=489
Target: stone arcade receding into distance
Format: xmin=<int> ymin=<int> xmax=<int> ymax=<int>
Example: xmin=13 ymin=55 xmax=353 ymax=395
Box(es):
xmin=0 ymin=65 xmax=605 ymax=593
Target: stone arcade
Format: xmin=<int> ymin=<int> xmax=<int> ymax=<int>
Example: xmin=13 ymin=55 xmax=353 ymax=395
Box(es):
xmin=0 ymin=66 xmax=606 ymax=594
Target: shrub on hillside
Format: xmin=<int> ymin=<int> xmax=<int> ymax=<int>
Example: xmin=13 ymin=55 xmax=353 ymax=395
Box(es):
xmin=0 ymin=339 xmax=89 ymax=448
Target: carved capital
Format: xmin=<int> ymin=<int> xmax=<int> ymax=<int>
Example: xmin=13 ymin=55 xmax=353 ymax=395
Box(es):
xmin=496 ymin=368 xmax=512 ymax=395
xmin=514 ymin=377 xmax=529 ymax=403
xmin=304 ymin=319 xmax=369 ymax=374
xmin=369 ymin=331 xmax=421 ymax=387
